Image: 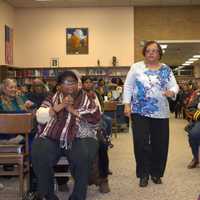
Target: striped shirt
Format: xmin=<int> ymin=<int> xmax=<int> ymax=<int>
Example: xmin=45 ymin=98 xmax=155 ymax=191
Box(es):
xmin=36 ymin=90 xmax=101 ymax=149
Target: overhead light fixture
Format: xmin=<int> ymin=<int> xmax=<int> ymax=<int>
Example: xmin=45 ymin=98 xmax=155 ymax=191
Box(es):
xmin=182 ymin=63 xmax=190 ymax=66
xmin=193 ymin=55 xmax=200 ymax=58
xmin=189 ymin=58 xmax=199 ymax=61
xmin=185 ymin=61 xmax=194 ymax=64
xmin=160 ymin=44 xmax=168 ymax=49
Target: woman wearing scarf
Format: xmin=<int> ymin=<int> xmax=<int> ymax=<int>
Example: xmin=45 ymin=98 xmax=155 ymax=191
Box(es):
xmin=31 ymin=70 xmax=101 ymax=200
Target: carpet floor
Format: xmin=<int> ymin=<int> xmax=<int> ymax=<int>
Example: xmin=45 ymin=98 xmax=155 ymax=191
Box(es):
xmin=0 ymin=116 xmax=200 ymax=200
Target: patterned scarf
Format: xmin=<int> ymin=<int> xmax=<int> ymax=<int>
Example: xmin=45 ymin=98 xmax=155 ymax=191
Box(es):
xmin=39 ymin=90 xmax=100 ymax=149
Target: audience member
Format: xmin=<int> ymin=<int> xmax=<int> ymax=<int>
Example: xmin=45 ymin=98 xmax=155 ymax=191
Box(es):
xmin=31 ymin=70 xmax=101 ymax=200
xmin=82 ymin=76 xmax=112 ymax=193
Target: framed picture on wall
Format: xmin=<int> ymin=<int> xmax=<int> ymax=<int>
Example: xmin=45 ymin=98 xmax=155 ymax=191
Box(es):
xmin=50 ymin=57 xmax=59 ymax=67
xmin=66 ymin=28 xmax=88 ymax=54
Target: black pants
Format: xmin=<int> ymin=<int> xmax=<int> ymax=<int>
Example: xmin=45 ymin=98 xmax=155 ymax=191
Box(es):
xmin=98 ymin=141 xmax=109 ymax=178
xmin=131 ymin=114 xmax=169 ymax=178
xmin=31 ymin=137 xmax=98 ymax=200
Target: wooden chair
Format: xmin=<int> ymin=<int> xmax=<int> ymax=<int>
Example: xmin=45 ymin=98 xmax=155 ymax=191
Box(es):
xmin=0 ymin=113 xmax=33 ymax=199
xmin=104 ymin=101 xmax=118 ymax=138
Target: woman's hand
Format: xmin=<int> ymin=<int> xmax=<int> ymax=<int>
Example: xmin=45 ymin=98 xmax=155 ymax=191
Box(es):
xmin=66 ymin=105 xmax=80 ymax=118
xmin=124 ymin=103 xmax=131 ymax=117
xmin=163 ymin=90 xmax=175 ymax=98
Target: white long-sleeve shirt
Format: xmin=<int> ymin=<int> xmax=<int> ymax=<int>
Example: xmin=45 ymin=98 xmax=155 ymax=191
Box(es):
xmin=123 ymin=61 xmax=179 ymax=118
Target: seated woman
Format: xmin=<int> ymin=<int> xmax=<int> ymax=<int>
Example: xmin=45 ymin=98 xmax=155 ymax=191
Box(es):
xmin=32 ymin=71 xmax=100 ymax=200
xmin=0 ymin=78 xmax=34 ymax=142
xmin=27 ymin=79 xmax=49 ymax=109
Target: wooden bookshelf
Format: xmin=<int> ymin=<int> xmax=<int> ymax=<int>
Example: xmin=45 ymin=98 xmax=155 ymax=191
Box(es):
xmin=0 ymin=65 xmax=130 ymax=85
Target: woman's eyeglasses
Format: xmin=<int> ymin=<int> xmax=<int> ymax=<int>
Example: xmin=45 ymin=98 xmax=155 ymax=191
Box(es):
xmin=62 ymin=80 xmax=78 ymax=86
xmin=145 ymin=49 xmax=159 ymax=54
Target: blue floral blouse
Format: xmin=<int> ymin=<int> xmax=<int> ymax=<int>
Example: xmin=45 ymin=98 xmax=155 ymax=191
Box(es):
xmin=123 ymin=61 xmax=179 ymax=118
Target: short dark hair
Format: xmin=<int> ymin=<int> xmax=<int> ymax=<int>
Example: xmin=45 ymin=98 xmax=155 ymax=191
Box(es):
xmin=142 ymin=40 xmax=163 ymax=60
xmin=57 ymin=70 xmax=78 ymax=85
xmin=81 ymin=76 xmax=94 ymax=83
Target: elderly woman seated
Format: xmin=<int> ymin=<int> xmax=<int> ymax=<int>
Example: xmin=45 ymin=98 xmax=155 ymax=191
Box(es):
xmin=0 ymin=78 xmax=34 ymax=142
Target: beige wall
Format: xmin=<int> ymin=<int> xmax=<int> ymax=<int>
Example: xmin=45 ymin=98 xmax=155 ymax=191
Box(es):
xmin=134 ymin=6 xmax=200 ymax=62
xmin=15 ymin=7 xmax=134 ymax=67
xmin=0 ymin=0 xmax=15 ymax=65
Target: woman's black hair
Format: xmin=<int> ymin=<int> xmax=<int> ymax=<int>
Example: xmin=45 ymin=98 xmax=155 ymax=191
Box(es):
xmin=81 ymin=76 xmax=94 ymax=83
xmin=142 ymin=40 xmax=163 ymax=60
xmin=57 ymin=70 xmax=78 ymax=84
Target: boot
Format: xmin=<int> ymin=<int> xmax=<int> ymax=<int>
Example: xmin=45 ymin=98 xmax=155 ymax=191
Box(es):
xmin=187 ymin=158 xmax=199 ymax=169
xmin=99 ymin=178 xmax=110 ymax=193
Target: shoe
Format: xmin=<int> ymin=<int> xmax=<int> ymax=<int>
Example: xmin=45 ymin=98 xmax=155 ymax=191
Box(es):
xmin=99 ymin=178 xmax=110 ymax=193
xmin=108 ymin=169 xmax=113 ymax=175
xmin=151 ymin=176 xmax=162 ymax=184
xmin=187 ymin=158 xmax=199 ymax=169
xmin=45 ymin=194 xmax=59 ymax=200
xmin=139 ymin=177 xmax=148 ymax=187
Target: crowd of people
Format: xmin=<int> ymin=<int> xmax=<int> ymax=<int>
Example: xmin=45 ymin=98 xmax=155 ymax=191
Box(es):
xmin=0 ymin=72 xmax=122 ymax=199
xmin=1 ymin=40 xmax=200 ymax=199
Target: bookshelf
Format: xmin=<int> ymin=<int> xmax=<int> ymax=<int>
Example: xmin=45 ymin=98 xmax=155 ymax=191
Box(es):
xmin=0 ymin=65 xmax=130 ymax=85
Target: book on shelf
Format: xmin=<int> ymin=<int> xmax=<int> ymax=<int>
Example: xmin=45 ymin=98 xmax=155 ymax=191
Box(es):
xmin=0 ymin=144 xmax=24 ymax=154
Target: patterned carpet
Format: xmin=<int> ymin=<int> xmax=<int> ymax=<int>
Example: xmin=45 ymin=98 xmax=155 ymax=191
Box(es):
xmin=0 ymin=116 xmax=200 ymax=200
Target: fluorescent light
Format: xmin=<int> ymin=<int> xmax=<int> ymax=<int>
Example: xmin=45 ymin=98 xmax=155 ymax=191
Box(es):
xmin=160 ymin=44 xmax=168 ymax=49
xmin=189 ymin=58 xmax=199 ymax=61
xmin=193 ymin=55 xmax=200 ymax=58
xmin=182 ymin=63 xmax=190 ymax=66
xmin=185 ymin=61 xmax=194 ymax=64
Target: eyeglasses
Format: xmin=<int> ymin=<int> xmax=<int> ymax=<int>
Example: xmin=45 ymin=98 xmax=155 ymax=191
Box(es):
xmin=145 ymin=49 xmax=159 ymax=54
xmin=62 ymin=80 xmax=78 ymax=85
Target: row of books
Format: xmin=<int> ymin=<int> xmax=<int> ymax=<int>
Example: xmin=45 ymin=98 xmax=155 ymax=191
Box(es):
xmin=7 ymin=67 xmax=129 ymax=79
xmin=8 ymin=69 xmax=57 ymax=78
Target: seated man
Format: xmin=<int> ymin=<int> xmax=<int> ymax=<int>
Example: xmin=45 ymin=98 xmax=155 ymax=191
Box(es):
xmin=32 ymin=71 xmax=100 ymax=200
xmin=82 ymin=76 xmax=112 ymax=193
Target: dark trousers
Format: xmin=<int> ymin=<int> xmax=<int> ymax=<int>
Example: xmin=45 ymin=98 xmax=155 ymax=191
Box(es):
xmin=188 ymin=121 xmax=200 ymax=160
xmin=131 ymin=114 xmax=169 ymax=178
xmin=98 ymin=140 xmax=109 ymax=178
xmin=31 ymin=137 xmax=98 ymax=200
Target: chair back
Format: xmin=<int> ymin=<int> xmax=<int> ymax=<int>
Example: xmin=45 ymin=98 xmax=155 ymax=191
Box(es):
xmin=0 ymin=113 xmax=33 ymax=134
xmin=104 ymin=101 xmax=117 ymax=112
xmin=0 ymin=113 xmax=33 ymax=153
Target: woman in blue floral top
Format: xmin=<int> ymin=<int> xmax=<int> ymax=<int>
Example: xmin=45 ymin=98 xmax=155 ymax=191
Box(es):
xmin=123 ymin=41 xmax=179 ymax=187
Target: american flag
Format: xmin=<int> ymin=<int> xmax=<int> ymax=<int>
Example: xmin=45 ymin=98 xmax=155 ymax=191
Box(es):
xmin=5 ymin=25 xmax=13 ymax=65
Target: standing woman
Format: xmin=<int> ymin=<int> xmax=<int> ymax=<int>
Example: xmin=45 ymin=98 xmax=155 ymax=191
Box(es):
xmin=123 ymin=41 xmax=179 ymax=187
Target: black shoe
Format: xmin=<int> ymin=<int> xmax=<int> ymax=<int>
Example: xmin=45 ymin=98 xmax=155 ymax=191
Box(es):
xmin=108 ymin=169 xmax=113 ymax=175
xmin=45 ymin=194 xmax=59 ymax=200
xmin=139 ymin=177 xmax=149 ymax=187
xmin=151 ymin=176 xmax=162 ymax=184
